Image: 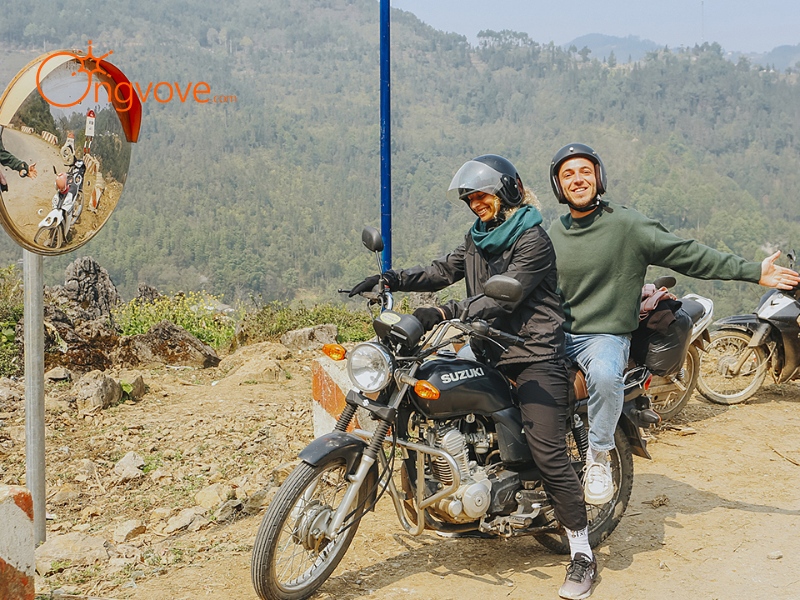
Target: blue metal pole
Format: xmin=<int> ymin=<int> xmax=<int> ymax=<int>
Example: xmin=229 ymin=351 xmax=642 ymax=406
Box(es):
xmin=380 ymin=0 xmax=391 ymax=270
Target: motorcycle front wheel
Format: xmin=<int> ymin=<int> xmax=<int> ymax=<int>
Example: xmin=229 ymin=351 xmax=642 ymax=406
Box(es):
xmin=697 ymin=329 xmax=768 ymax=404
xmin=649 ymin=344 xmax=700 ymax=420
xmin=33 ymin=226 xmax=64 ymax=249
xmin=534 ymin=424 xmax=633 ymax=554
xmin=251 ymin=457 xmax=367 ymax=600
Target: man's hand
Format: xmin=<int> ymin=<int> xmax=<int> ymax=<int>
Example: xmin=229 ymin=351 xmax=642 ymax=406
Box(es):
xmin=759 ymin=251 xmax=800 ymax=290
xmin=26 ymin=163 xmax=37 ymax=179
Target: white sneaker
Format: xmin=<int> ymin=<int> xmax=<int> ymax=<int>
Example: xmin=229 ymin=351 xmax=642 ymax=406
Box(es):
xmin=584 ymin=452 xmax=613 ymax=505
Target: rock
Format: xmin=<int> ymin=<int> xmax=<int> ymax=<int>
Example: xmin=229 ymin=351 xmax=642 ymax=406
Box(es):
xmin=149 ymin=507 xmax=173 ymax=523
xmin=35 ymin=532 xmax=110 ymax=575
xmin=187 ymin=514 xmax=210 ymax=532
xmin=134 ymin=283 xmax=162 ymax=304
xmin=768 ymin=551 xmax=783 ymax=560
xmin=280 ymin=324 xmax=337 ymax=352
xmin=62 ymin=256 xmax=122 ymax=320
xmin=114 ymin=451 xmax=145 ymax=481
xmin=164 ymin=508 xmax=200 ymax=534
xmin=218 ymin=342 xmax=292 ymax=373
xmin=116 ymin=321 xmax=220 ymax=369
xmin=0 ymin=377 xmax=24 ymax=406
xmin=113 ymin=519 xmax=146 ymax=543
xmin=74 ymin=459 xmax=97 ymax=482
xmin=45 ymin=367 xmax=72 ymax=382
xmin=50 ymin=484 xmax=81 ymax=505
xmin=128 ymin=375 xmax=146 ymax=400
xmin=74 ymin=370 xmax=122 ymax=415
xmin=243 ymin=487 xmax=278 ymax=515
xmin=215 ymin=499 xmax=243 ymax=522
xmin=80 ymin=505 xmax=101 ymax=520
xmin=195 ymin=483 xmax=234 ymax=510
xmin=149 ymin=467 xmax=173 ymax=484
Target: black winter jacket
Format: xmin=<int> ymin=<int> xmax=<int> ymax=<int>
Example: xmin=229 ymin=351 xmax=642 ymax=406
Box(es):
xmin=394 ymin=224 xmax=565 ymax=366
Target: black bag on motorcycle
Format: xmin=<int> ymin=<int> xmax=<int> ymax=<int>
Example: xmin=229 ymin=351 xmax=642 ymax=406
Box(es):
xmin=630 ymin=299 xmax=693 ymax=376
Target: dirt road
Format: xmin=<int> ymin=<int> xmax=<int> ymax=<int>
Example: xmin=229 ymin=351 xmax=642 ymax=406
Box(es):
xmin=120 ymin=377 xmax=800 ymax=600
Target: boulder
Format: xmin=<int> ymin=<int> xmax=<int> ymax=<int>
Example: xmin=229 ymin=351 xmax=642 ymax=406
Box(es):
xmin=113 ymin=519 xmax=146 ymax=543
xmin=45 ymin=367 xmax=72 ymax=382
xmin=113 ymin=451 xmax=144 ymax=482
xmin=164 ymin=508 xmax=201 ymax=534
xmin=195 ymin=483 xmax=234 ymax=510
xmin=74 ymin=371 xmax=122 ymax=415
xmin=61 ymin=256 xmax=122 ymax=320
xmin=35 ymin=533 xmax=110 ymax=575
xmin=116 ymin=321 xmax=220 ymax=369
xmin=280 ymin=324 xmax=337 ymax=352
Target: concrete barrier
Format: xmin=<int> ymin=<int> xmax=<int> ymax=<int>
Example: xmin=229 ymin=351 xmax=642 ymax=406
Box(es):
xmin=0 ymin=485 xmax=35 ymax=600
xmin=311 ymin=356 xmax=378 ymax=438
xmin=40 ymin=131 xmax=59 ymax=145
xmin=20 ymin=126 xmax=34 ymax=135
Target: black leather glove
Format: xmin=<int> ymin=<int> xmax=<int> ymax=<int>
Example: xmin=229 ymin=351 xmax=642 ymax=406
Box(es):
xmin=349 ymin=274 xmax=380 ymax=297
xmin=348 ymin=270 xmax=399 ymax=297
xmin=413 ymin=306 xmax=451 ymax=331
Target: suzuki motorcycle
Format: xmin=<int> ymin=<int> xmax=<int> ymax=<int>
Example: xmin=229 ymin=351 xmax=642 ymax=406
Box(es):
xmin=250 ymin=227 xmax=662 ymax=600
xmin=697 ymin=250 xmax=800 ymax=404
xmin=647 ymin=284 xmax=714 ymax=420
xmin=34 ymin=162 xmax=86 ymax=249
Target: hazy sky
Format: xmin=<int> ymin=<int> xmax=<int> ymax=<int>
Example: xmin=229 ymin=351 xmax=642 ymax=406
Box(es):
xmin=390 ymin=0 xmax=800 ymax=54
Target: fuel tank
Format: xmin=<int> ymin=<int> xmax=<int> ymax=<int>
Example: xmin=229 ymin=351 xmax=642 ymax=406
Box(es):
xmin=409 ymin=355 xmax=515 ymax=418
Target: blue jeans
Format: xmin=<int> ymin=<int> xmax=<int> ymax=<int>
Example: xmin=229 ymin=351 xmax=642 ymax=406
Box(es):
xmin=565 ymin=333 xmax=631 ymax=452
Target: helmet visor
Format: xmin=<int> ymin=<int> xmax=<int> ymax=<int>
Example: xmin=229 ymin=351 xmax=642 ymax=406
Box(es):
xmin=446 ymin=161 xmax=505 ymax=204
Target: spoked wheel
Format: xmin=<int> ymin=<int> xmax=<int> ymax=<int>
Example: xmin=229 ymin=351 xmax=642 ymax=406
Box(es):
xmin=251 ymin=458 xmax=367 ymax=600
xmin=534 ymin=424 xmax=633 ymax=554
xmin=33 ymin=226 xmax=64 ymax=249
xmin=649 ymin=345 xmax=700 ymax=420
xmin=697 ymin=329 xmax=768 ymax=404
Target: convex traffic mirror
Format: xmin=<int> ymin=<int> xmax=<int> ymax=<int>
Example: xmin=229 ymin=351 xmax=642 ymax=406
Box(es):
xmin=0 ymin=45 xmax=140 ymax=255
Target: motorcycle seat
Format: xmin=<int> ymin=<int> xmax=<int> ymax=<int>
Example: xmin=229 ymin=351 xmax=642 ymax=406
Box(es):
xmin=679 ymin=298 xmax=705 ymax=324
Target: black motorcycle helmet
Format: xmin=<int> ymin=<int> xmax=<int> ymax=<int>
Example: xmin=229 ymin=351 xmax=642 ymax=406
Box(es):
xmin=549 ymin=143 xmax=607 ymax=210
xmin=447 ymin=154 xmax=524 ymax=210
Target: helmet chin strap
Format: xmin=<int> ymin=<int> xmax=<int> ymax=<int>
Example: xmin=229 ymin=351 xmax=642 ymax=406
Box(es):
xmin=566 ymin=195 xmax=601 ymax=214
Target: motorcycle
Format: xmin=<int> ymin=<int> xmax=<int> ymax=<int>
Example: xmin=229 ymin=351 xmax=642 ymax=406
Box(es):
xmin=697 ymin=250 xmax=800 ymax=404
xmin=250 ymin=226 xmax=662 ymax=600
xmin=34 ymin=162 xmax=86 ymax=249
xmin=646 ymin=280 xmax=714 ymax=420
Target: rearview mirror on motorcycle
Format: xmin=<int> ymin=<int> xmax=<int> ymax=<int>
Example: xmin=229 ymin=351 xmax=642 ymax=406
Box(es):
xmin=483 ymin=274 xmax=523 ymax=303
xmin=361 ymin=226 xmax=384 ymax=253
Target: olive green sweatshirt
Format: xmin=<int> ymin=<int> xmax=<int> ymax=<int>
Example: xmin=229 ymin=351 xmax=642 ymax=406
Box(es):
xmin=547 ymin=201 xmax=762 ymax=335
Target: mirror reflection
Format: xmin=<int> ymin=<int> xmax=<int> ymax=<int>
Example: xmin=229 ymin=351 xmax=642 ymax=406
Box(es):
xmin=0 ymin=53 xmax=132 ymax=255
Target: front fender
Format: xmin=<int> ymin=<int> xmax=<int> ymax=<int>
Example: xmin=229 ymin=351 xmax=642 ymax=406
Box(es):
xmin=712 ymin=316 xmax=772 ymax=347
xmin=298 ymin=431 xmax=367 ymax=473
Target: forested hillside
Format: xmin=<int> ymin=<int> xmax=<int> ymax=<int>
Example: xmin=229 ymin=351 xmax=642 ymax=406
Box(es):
xmin=1 ymin=0 xmax=799 ymax=316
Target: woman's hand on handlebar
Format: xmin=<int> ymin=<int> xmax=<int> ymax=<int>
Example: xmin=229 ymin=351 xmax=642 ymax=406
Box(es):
xmin=348 ymin=270 xmax=399 ymax=297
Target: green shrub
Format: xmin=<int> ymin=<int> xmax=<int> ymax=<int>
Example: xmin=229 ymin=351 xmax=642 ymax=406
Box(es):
xmin=0 ymin=265 xmax=23 ymax=377
xmin=113 ymin=292 xmax=236 ymax=349
xmin=237 ymin=301 xmax=373 ymax=344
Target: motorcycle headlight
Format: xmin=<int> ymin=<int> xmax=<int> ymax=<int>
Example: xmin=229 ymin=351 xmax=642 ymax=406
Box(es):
xmin=347 ymin=342 xmax=393 ymax=393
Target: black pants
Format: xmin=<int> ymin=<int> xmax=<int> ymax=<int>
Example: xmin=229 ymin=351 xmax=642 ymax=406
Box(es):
xmin=502 ymin=359 xmax=587 ymax=532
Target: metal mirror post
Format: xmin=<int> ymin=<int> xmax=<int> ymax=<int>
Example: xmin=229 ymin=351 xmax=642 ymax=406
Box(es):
xmin=0 ymin=49 xmax=140 ymax=542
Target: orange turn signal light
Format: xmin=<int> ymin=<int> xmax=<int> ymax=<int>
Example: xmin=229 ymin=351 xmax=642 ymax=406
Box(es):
xmin=414 ymin=380 xmax=440 ymax=400
xmin=322 ymin=343 xmax=347 ymax=361
xmin=644 ymin=375 xmax=653 ymax=391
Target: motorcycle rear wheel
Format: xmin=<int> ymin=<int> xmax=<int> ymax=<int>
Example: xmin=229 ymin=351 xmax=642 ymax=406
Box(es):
xmin=534 ymin=424 xmax=633 ymax=554
xmin=251 ymin=457 xmax=366 ymax=600
xmin=697 ymin=329 xmax=768 ymax=404
xmin=649 ymin=345 xmax=700 ymax=420
xmin=34 ymin=226 xmax=64 ymax=249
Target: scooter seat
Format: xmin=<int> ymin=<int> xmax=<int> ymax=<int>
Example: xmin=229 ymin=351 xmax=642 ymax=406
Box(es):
xmin=680 ymin=298 xmax=705 ymax=324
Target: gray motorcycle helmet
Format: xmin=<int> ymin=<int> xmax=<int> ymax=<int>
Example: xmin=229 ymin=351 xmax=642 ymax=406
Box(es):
xmin=447 ymin=154 xmax=524 ymax=209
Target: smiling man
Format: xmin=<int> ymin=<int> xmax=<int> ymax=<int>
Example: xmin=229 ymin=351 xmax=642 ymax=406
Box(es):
xmin=546 ymin=143 xmax=800 ymax=508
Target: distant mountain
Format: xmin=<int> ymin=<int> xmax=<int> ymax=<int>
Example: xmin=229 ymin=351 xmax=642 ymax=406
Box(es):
xmin=564 ymin=34 xmax=661 ymax=63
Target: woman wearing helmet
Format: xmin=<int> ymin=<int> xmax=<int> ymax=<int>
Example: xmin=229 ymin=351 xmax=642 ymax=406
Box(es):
xmin=547 ymin=142 xmax=799 ymax=513
xmin=350 ymin=154 xmax=597 ymax=600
